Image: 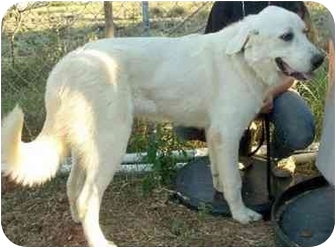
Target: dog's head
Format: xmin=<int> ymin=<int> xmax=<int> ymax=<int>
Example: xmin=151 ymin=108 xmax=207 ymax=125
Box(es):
xmin=226 ymin=6 xmax=325 ymax=85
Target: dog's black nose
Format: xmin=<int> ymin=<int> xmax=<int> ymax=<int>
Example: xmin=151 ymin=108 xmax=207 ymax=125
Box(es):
xmin=311 ymin=53 xmax=325 ymax=71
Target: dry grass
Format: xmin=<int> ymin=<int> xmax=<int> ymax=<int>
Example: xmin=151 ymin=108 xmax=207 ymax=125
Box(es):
xmin=2 ymin=173 xmax=275 ymax=247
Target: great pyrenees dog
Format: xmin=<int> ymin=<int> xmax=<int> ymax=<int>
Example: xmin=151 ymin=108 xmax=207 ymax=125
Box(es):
xmin=2 ymin=6 xmax=324 ymax=246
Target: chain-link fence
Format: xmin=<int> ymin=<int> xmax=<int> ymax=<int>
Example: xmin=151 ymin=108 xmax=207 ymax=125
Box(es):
xmin=1 ymin=1 xmax=212 ymax=143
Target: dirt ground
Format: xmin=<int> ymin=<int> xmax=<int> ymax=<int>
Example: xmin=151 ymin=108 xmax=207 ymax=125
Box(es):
xmin=2 ymin=173 xmax=276 ymax=247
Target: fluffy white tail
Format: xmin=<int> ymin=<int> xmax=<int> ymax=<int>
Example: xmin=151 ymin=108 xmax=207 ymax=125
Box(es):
xmin=1 ymin=106 xmax=66 ymax=186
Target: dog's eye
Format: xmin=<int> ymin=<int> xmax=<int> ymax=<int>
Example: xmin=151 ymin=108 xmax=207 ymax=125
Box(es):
xmin=280 ymin=32 xmax=294 ymax=41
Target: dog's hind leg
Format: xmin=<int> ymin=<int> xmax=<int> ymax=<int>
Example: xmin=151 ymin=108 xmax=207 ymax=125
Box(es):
xmin=78 ymin=125 xmax=132 ymax=246
xmin=67 ymin=152 xmax=86 ymax=223
xmin=75 ymin=100 xmax=133 ymax=246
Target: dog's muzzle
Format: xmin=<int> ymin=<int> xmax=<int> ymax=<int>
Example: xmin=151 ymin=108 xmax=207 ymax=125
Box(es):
xmin=276 ymin=53 xmax=325 ymax=81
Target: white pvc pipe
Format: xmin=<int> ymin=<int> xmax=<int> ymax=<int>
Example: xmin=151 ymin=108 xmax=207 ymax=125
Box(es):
xmin=60 ymin=162 xmax=187 ymax=174
xmin=60 ymin=148 xmax=208 ymax=174
xmin=122 ymin=148 xmax=208 ymax=164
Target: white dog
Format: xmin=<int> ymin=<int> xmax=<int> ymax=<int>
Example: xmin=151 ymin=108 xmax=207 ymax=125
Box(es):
xmin=2 ymin=6 xmax=324 ymax=246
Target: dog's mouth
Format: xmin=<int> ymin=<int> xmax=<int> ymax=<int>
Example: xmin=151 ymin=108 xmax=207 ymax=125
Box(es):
xmin=275 ymin=58 xmax=313 ymax=81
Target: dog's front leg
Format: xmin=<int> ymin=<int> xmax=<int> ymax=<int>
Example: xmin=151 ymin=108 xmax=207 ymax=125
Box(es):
xmin=207 ymin=127 xmax=262 ymax=224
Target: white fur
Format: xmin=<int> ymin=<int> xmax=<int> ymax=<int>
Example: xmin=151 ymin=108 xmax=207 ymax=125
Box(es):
xmin=1 ymin=6 xmax=322 ymax=246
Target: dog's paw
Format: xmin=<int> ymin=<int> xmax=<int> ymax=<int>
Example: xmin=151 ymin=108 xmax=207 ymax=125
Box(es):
xmin=232 ymin=207 xmax=262 ymax=224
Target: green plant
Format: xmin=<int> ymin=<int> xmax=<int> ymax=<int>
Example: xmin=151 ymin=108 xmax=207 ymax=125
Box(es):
xmin=141 ymin=123 xmax=188 ymax=194
xmin=197 ymin=202 xmax=213 ymax=219
xmin=297 ymin=63 xmax=328 ymax=140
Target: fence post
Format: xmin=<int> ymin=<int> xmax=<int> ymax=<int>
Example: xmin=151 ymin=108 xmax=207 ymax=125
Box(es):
xmin=142 ymin=1 xmax=150 ymax=36
xmin=104 ymin=1 xmax=114 ymax=38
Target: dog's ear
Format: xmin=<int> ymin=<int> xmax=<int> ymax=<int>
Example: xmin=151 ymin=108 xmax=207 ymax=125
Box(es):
xmin=225 ymin=27 xmax=249 ymax=55
xmin=225 ymin=25 xmax=254 ymax=55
